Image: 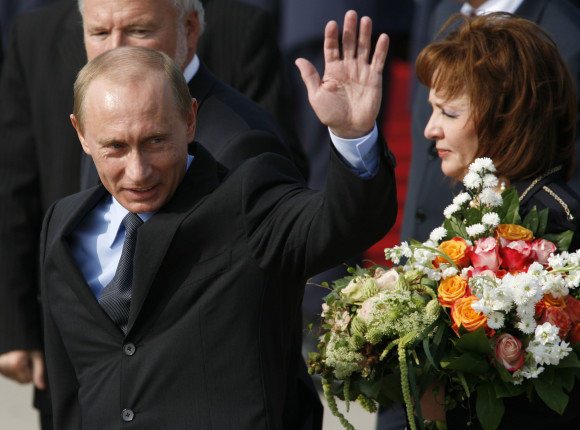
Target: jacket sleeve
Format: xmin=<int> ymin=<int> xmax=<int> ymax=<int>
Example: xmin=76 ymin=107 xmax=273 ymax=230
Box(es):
xmin=0 ymin=15 xmax=44 ymax=354
xmin=242 ymin=135 xmax=397 ymax=280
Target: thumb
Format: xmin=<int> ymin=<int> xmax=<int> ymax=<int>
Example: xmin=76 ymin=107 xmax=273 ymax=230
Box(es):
xmin=30 ymin=351 xmax=46 ymax=390
xmin=295 ymin=58 xmax=320 ymax=99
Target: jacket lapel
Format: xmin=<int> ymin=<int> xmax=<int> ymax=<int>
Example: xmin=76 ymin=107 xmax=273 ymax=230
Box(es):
xmin=50 ymin=186 xmax=127 ymax=337
xmin=127 ymin=143 xmax=225 ymax=333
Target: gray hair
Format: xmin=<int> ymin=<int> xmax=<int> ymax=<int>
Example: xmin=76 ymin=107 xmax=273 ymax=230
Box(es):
xmin=78 ymin=0 xmax=206 ymax=35
xmin=73 ymin=46 xmax=194 ymax=132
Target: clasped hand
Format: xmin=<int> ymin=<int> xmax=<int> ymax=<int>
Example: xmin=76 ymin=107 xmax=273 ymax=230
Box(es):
xmin=295 ymin=10 xmax=389 ymax=139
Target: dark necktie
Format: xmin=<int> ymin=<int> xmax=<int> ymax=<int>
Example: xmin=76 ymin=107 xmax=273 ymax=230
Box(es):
xmin=99 ymin=212 xmax=143 ymax=334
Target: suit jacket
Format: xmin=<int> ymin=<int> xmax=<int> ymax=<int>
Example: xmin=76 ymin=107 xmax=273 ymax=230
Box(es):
xmin=400 ymin=0 xmax=580 ymax=243
xmin=0 ymin=0 xmax=308 ymax=422
xmin=40 ymin=142 xmax=397 ymax=429
xmin=0 ymin=0 xmax=306 ymax=357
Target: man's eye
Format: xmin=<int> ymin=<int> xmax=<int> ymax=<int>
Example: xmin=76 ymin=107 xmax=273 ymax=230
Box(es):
xmin=130 ymin=29 xmax=150 ymax=36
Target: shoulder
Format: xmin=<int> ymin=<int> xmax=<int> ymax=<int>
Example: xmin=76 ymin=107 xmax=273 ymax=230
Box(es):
xmin=518 ymin=175 xmax=580 ymax=239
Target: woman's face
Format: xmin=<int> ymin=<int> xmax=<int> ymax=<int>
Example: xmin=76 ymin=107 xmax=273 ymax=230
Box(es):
xmin=424 ymin=88 xmax=479 ymax=181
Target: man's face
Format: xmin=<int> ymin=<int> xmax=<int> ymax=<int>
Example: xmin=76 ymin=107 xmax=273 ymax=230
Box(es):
xmin=82 ymin=0 xmax=199 ymax=70
xmin=71 ymin=72 xmax=197 ymax=214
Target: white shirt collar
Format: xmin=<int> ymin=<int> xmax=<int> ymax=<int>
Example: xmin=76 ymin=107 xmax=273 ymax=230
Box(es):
xmin=183 ymin=54 xmax=200 ymax=84
xmin=461 ymin=0 xmax=525 ymax=16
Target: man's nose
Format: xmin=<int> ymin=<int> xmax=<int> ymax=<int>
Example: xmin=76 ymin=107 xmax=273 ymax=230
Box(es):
xmin=107 ymin=31 xmax=124 ymax=51
xmin=125 ymin=152 xmax=151 ymax=182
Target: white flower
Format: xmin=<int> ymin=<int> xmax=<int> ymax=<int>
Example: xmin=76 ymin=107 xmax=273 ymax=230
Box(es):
xmin=483 ymin=173 xmax=499 ymax=188
xmin=453 ymin=192 xmax=471 ymax=206
xmin=481 ymin=212 xmax=500 ymax=227
xmin=517 ymin=317 xmax=537 ymax=334
xmin=443 ymin=203 xmax=460 ymax=219
xmin=478 ymin=188 xmax=503 ymax=207
xmin=534 ymin=322 xmax=561 ymax=345
xmin=442 ymin=267 xmax=459 ymax=278
xmin=463 ymin=171 xmax=482 ymax=189
xmin=469 ymin=157 xmax=495 ymax=174
xmin=466 ymin=223 xmax=486 ymax=236
xmin=487 ymin=311 xmax=505 ymax=329
xmin=429 ymin=227 xmax=447 ymax=242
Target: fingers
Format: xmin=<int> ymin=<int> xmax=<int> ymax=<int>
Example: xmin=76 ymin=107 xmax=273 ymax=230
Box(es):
xmin=295 ymin=58 xmax=321 ymax=97
xmin=31 ymin=351 xmax=46 ymax=390
xmin=323 ymin=20 xmax=340 ymax=65
xmin=356 ymin=16 xmax=372 ymax=64
xmin=371 ymin=33 xmax=390 ymax=75
xmin=0 ymin=350 xmax=33 ymax=384
xmin=341 ymin=10 xmax=358 ymax=59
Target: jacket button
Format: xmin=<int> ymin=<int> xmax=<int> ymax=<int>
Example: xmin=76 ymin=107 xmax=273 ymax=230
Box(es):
xmin=123 ymin=343 xmax=136 ymax=356
xmin=415 ymin=210 xmax=426 ymax=223
xmin=122 ymin=409 xmax=135 ymax=422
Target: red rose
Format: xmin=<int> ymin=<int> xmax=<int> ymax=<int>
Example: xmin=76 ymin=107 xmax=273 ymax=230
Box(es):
xmin=569 ymin=323 xmax=580 ymax=344
xmin=565 ymin=296 xmax=580 ymax=325
xmin=468 ymin=237 xmax=501 ymax=270
xmin=495 ymin=333 xmax=525 ymax=372
xmin=530 ymin=239 xmax=557 ymax=265
xmin=499 ymin=240 xmax=533 ymax=272
xmin=540 ymin=307 xmax=572 ymax=338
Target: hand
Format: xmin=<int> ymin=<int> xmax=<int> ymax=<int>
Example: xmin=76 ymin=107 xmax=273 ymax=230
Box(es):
xmin=295 ymin=10 xmax=389 ymax=139
xmin=0 ymin=350 xmax=46 ymax=390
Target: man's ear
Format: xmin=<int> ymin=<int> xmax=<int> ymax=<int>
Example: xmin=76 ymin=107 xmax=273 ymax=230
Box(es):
xmin=70 ymin=114 xmax=91 ymax=155
xmin=186 ymin=98 xmax=198 ymax=142
xmin=184 ymin=10 xmax=200 ymax=57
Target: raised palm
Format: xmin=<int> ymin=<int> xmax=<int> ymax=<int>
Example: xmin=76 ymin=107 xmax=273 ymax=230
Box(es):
xmin=295 ymin=10 xmax=390 ymax=139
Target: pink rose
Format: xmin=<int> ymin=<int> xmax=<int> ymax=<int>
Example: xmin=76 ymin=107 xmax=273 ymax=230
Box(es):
xmin=540 ymin=307 xmax=572 ymax=338
xmin=530 ymin=239 xmax=557 ymax=265
xmin=499 ymin=240 xmax=533 ymax=272
xmin=374 ymin=267 xmax=399 ymax=292
xmin=495 ymin=333 xmax=525 ymax=372
xmin=565 ymin=296 xmax=580 ymax=325
xmin=468 ymin=237 xmax=501 ymax=270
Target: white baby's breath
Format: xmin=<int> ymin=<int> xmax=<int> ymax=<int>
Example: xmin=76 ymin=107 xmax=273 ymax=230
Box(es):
xmin=430 ymin=227 xmax=447 ymax=242
xmin=481 ymin=212 xmax=500 ymax=227
xmin=463 ymin=171 xmax=482 ymax=189
xmin=466 ymin=223 xmax=485 ymax=237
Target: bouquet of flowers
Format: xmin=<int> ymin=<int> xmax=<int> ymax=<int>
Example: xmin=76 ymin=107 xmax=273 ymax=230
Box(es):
xmin=308 ymin=158 xmax=580 ymax=430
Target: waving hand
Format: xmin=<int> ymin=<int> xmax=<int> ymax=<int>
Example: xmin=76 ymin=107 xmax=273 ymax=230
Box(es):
xmin=295 ymin=10 xmax=390 ymax=139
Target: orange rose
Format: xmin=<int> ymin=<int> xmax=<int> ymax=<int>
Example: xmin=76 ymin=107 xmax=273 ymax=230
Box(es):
xmin=543 ymin=294 xmax=567 ymax=309
xmin=434 ymin=238 xmax=470 ymax=268
xmin=495 ymin=224 xmax=534 ymax=242
xmin=438 ymin=276 xmax=469 ymax=307
xmin=451 ymin=296 xmax=489 ymax=336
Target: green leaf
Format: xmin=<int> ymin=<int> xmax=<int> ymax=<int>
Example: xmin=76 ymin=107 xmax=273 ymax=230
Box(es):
xmin=556 ymin=350 xmax=580 ymax=369
xmin=455 ymin=328 xmax=492 ymax=355
xmin=444 ymin=217 xmax=468 ymax=240
xmin=500 ymin=188 xmax=521 ymax=225
xmin=536 ymin=208 xmax=549 ymax=237
xmin=542 ymin=230 xmax=574 ymax=252
xmin=476 ymin=383 xmax=504 ymax=430
xmin=443 ymin=352 xmax=490 ymax=374
xmin=522 ymin=206 xmax=539 ymax=234
xmin=493 ymin=377 xmax=526 ymax=398
xmin=533 ymin=377 xmax=569 ymax=415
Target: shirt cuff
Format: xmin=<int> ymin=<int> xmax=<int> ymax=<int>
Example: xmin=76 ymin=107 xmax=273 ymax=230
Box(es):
xmin=329 ymin=124 xmax=380 ymax=178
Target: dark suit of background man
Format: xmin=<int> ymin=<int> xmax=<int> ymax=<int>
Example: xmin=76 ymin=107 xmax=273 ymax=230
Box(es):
xmin=400 ymin=0 xmax=580 ymax=245
xmin=40 ymin=11 xmax=396 ymax=429
xmin=0 ymin=0 xmax=313 ymax=428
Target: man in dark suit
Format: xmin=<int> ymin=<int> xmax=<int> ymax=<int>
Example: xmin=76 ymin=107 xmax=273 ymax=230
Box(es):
xmin=400 ymin=0 xmax=580 ymax=244
xmin=40 ymin=11 xmax=395 ymax=429
xmin=0 ymin=0 xmax=309 ymax=427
